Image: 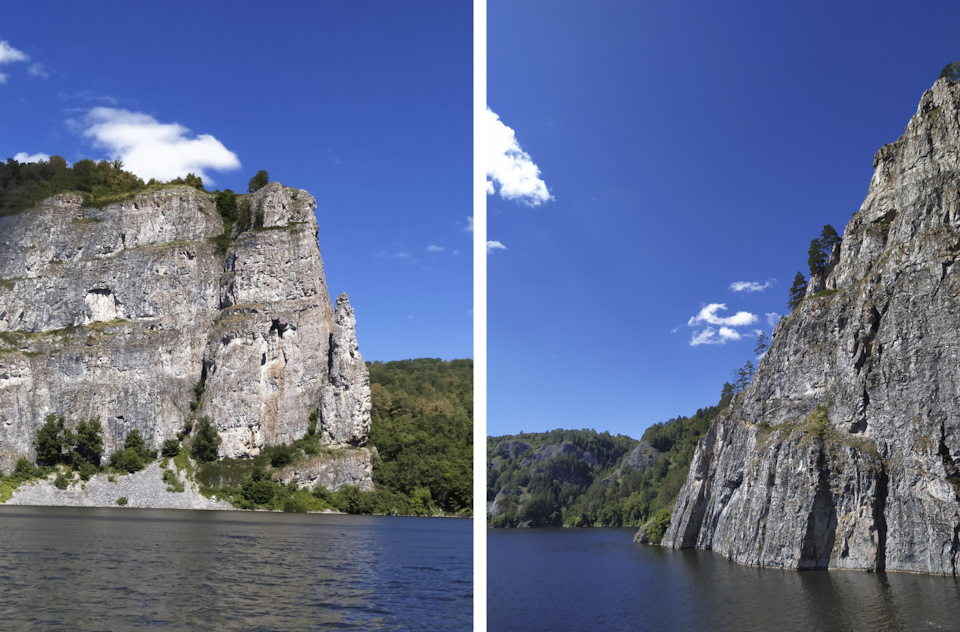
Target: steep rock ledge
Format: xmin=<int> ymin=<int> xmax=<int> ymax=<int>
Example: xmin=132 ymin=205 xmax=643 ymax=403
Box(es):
xmin=662 ymin=75 xmax=960 ymax=575
xmin=0 ymin=182 xmax=372 ymax=493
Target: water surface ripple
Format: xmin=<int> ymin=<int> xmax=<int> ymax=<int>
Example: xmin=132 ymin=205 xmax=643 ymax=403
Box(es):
xmin=488 ymin=527 xmax=960 ymax=631
xmin=0 ymin=506 xmax=471 ymax=631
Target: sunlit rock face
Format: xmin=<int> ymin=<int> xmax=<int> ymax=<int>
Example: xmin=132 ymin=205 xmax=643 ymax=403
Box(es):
xmin=662 ymin=76 xmax=960 ymax=575
xmin=0 ymin=183 xmax=371 ymax=491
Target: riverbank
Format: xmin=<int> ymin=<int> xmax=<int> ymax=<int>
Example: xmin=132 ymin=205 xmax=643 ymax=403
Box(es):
xmin=4 ymin=462 xmax=232 ymax=510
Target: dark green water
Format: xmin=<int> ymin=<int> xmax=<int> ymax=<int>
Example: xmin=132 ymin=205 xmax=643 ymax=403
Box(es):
xmin=488 ymin=527 xmax=960 ymax=631
xmin=0 ymin=506 xmax=471 ymax=630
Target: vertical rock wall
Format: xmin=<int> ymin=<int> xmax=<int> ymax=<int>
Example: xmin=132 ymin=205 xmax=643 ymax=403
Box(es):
xmin=0 ymin=183 xmax=372 ymax=490
xmin=662 ymin=76 xmax=960 ymax=575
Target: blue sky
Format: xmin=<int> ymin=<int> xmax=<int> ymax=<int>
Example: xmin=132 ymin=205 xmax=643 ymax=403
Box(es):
xmin=1 ymin=1 xmax=472 ymax=363
xmin=487 ymin=1 xmax=960 ymax=439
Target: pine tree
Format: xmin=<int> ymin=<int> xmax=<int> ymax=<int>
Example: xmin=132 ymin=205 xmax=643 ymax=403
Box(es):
xmin=248 ymin=170 xmax=269 ymax=193
xmin=788 ymin=271 xmax=807 ymax=311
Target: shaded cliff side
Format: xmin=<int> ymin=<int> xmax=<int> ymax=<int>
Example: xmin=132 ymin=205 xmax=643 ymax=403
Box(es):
xmin=662 ymin=74 xmax=960 ymax=575
xmin=0 ymin=182 xmax=371 ymax=491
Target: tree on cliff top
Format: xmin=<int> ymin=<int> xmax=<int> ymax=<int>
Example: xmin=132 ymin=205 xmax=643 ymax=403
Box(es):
xmin=248 ymin=170 xmax=269 ymax=192
xmin=940 ymin=61 xmax=960 ymax=83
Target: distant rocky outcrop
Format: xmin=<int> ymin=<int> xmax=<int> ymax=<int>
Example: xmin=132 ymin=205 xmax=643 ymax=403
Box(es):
xmin=662 ymin=74 xmax=960 ymax=575
xmin=0 ymin=182 xmax=371 ymax=492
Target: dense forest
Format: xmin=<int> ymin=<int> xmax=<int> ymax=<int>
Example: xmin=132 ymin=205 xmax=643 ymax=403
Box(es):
xmin=487 ymin=395 xmax=726 ymax=536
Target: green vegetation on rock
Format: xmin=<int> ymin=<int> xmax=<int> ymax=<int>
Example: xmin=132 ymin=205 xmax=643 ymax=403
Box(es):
xmin=0 ymin=156 xmax=145 ymax=214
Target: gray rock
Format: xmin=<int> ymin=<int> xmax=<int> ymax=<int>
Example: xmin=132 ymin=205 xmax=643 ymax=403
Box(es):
xmin=6 ymin=461 xmax=232 ymax=510
xmin=319 ymin=294 xmax=372 ymax=448
xmin=662 ymin=76 xmax=960 ymax=575
xmin=0 ymin=183 xmax=371 ymax=493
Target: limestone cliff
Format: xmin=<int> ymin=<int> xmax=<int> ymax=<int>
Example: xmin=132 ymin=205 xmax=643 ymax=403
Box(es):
xmin=0 ymin=182 xmax=372 ymax=490
xmin=662 ymin=75 xmax=960 ymax=574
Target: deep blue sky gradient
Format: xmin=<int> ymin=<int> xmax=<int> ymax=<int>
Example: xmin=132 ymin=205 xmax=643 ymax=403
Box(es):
xmin=488 ymin=1 xmax=960 ymax=438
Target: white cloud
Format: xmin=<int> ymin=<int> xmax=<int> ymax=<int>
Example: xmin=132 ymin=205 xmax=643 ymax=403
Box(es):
xmin=13 ymin=152 xmax=50 ymax=163
xmin=690 ymin=326 xmax=742 ymax=346
xmin=0 ymin=40 xmax=29 ymax=84
xmin=485 ymin=108 xmax=552 ymax=206
xmin=426 ymin=245 xmax=445 ymax=253
xmin=687 ymin=303 xmax=758 ymax=328
xmin=79 ymin=107 xmax=241 ymax=184
xmin=690 ymin=328 xmax=721 ymax=346
xmin=464 ymin=216 xmax=473 ymax=233
xmin=718 ymin=327 xmax=741 ymax=341
xmin=766 ymin=312 xmax=781 ymax=327
xmin=730 ymin=279 xmax=774 ymax=292
xmin=487 ymin=240 xmax=507 ymax=253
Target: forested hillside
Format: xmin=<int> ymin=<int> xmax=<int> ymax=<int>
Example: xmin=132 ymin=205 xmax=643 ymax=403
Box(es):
xmin=487 ymin=398 xmax=726 ymax=529
xmin=369 ymin=358 xmax=473 ymax=516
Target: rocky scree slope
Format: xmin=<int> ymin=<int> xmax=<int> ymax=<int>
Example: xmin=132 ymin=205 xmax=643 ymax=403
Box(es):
xmin=662 ymin=76 xmax=960 ymax=575
xmin=0 ymin=182 xmax=372 ymax=492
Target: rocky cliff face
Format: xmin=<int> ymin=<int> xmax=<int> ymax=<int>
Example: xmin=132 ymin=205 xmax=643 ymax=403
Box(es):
xmin=662 ymin=76 xmax=960 ymax=575
xmin=0 ymin=182 xmax=371 ymax=490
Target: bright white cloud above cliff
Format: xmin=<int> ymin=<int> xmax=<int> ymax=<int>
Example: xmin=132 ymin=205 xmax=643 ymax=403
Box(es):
xmin=485 ymin=108 xmax=552 ymax=206
xmin=487 ymin=240 xmax=507 ymax=253
xmin=0 ymin=40 xmax=29 ymax=84
xmin=80 ymin=107 xmax=241 ymax=184
xmin=730 ymin=279 xmax=774 ymax=292
xmin=688 ymin=303 xmax=758 ymax=328
xmin=687 ymin=303 xmax=758 ymax=346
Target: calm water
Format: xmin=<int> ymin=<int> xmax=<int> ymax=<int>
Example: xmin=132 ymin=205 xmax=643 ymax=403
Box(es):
xmin=0 ymin=507 xmax=471 ymax=631
xmin=488 ymin=528 xmax=960 ymax=632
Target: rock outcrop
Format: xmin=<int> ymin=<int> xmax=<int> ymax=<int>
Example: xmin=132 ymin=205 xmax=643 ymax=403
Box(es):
xmin=662 ymin=75 xmax=960 ymax=575
xmin=0 ymin=182 xmax=371 ymax=491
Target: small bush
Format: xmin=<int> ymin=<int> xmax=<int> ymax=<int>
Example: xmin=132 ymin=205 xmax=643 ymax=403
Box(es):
xmin=116 ymin=497 xmax=128 ymax=506
xmin=307 ymin=410 xmax=318 ymax=436
xmin=162 ymin=468 xmax=185 ymax=493
xmin=646 ymin=508 xmax=673 ymax=544
xmin=110 ymin=448 xmax=145 ymax=474
xmin=241 ymin=471 xmax=277 ymax=506
xmin=268 ymin=443 xmax=298 ymax=468
xmin=161 ymin=439 xmax=181 ymax=458
xmin=54 ymin=472 xmax=71 ymax=490
xmin=77 ymin=461 xmax=98 ymax=481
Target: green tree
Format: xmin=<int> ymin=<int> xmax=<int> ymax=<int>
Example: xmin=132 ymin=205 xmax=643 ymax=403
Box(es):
xmin=248 ymin=170 xmax=269 ymax=193
xmin=733 ymin=360 xmax=755 ymax=394
xmin=36 ymin=414 xmax=69 ymax=466
xmin=807 ymin=224 xmax=841 ymax=278
xmin=788 ymin=271 xmax=807 ymax=311
xmin=940 ymin=61 xmax=960 ymax=82
xmin=74 ymin=418 xmax=104 ymax=466
xmin=214 ymin=189 xmax=239 ymax=223
xmin=192 ymin=417 xmax=221 ymax=462
xmin=754 ymin=331 xmax=769 ymax=357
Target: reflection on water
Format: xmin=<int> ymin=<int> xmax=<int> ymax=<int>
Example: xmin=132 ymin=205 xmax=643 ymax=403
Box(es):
xmin=0 ymin=507 xmax=471 ymax=631
xmin=488 ymin=528 xmax=960 ymax=632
